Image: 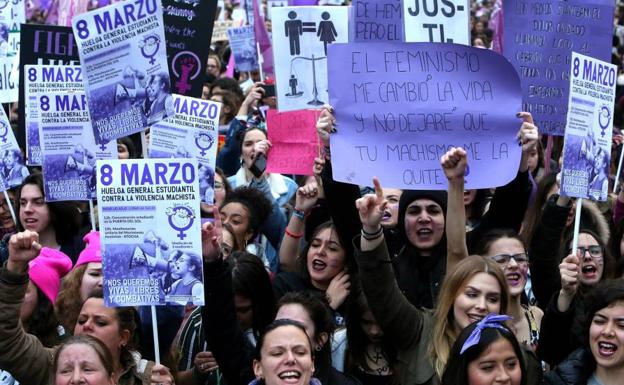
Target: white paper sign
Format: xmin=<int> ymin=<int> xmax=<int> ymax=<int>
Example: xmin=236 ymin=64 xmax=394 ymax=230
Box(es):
xmin=403 ymin=0 xmax=469 ymax=45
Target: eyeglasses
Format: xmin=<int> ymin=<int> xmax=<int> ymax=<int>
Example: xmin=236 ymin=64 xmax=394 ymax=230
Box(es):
xmin=570 ymin=245 xmax=603 ymax=260
xmin=490 ymin=253 xmax=529 ymax=265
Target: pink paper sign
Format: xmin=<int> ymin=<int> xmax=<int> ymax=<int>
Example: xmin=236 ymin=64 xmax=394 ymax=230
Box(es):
xmin=266 ymin=109 xmax=320 ymax=175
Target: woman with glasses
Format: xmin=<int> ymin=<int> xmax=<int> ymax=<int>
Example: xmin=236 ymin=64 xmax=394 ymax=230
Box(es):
xmin=476 ymin=229 xmax=543 ymax=352
xmin=538 ymin=229 xmax=615 ymax=367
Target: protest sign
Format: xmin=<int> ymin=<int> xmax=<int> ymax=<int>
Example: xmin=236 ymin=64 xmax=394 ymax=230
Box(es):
xmin=0 ymin=0 xmax=24 ymax=103
xmin=352 ymin=0 xmax=403 ymax=42
xmin=72 ymin=0 xmax=173 ymax=145
xmin=272 ymin=6 xmax=348 ymax=112
xmin=148 ymin=95 xmax=221 ymax=203
xmin=328 ymin=42 xmax=522 ymax=190
xmin=267 ymin=0 xmax=288 ymax=20
xmin=17 ymin=25 xmax=80 ymax=154
xmin=402 ymin=0 xmax=468 ymax=44
xmin=163 ymin=0 xmax=217 ymax=98
xmin=503 ymin=0 xmax=613 ymax=136
xmin=38 ymin=90 xmax=117 ymax=201
xmin=266 ymin=109 xmax=319 ymax=175
xmin=24 ymin=64 xmax=84 ymax=166
xmin=228 ymin=25 xmax=258 ymax=72
xmin=97 ymin=158 xmax=203 ymax=307
xmin=0 ymin=106 xmax=28 ymax=192
xmin=560 ymin=53 xmax=616 ymax=201
xmin=212 ymin=20 xmax=237 ymax=42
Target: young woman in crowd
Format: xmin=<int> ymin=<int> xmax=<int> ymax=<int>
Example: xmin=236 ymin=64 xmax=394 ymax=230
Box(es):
xmin=0 ymin=171 xmax=82 ymax=264
xmin=476 ymin=229 xmax=543 ymax=351
xmin=525 ymin=178 xmax=610 ymax=309
xmin=175 ymin=252 xmax=275 ymax=385
xmin=342 ymin=287 xmax=397 ymax=385
xmin=210 ymin=90 xmax=242 ymax=134
xmin=537 ymin=229 xmax=615 ymax=367
xmin=315 ymin=108 xmax=537 ymax=308
xmin=54 ymin=335 xmax=116 ymax=385
xmin=0 ymin=188 xmax=16 ymax=239
xmin=251 ymin=319 xmax=318 ymax=385
xmin=0 ymin=245 xmax=74 ymax=385
xmin=0 ymin=230 xmax=175 ymax=385
xmin=545 ymin=279 xmax=624 ymax=385
xmin=441 ymin=314 xmax=528 ymax=385
xmin=201 ymin=220 xmax=358 ymax=385
xmin=219 ymin=186 xmax=274 ymax=267
xmin=56 ymin=231 xmax=103 ymax=332
xmin=350 ymin=147 xmax=534 ymax=385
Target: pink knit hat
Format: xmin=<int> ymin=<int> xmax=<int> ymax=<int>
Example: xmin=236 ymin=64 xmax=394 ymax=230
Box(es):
xmin=28 ymin=248 xmax=73 ymax=304
xmin=75 ymin=231 xmax=102 ymax=269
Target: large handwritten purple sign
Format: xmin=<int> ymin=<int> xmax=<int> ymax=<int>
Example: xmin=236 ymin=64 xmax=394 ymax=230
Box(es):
xmin=328 ymin=42 xmax=522 ymax=190
xmin=503 ymin=0 xmax=613 ymax=136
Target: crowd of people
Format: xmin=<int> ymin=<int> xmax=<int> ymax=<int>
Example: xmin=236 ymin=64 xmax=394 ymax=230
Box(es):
xmin=4 ymin=0 xmax=624 ymax=385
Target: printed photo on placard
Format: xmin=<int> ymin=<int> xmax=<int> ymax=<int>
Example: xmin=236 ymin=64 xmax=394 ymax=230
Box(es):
xmin=72 ymin=0 xmax=173 ymax=145
xmin=0 ymin=107 xmax=28 ymax=191
xmin=97 ymin=159 xmax=203 ymax=307
xmin=148 ymin=95 xmax=221 ymax=204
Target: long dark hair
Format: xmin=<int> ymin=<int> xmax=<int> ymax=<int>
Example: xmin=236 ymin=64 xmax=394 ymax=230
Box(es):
xmin=296 ymin=221 xmax=352 ymax=285
xmin=232 ymin=251 xmax=276 ymax=337
xmin=441 ymin=320 xmax=527 ymax=385
xmin=28 ymin=285 xmax=63 ymax=347
xmin=345 ymin=286 xmax=397 ymax=382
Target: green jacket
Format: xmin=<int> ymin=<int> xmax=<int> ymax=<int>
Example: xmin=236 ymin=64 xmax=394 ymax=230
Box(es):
xmin=354 ymin=238 xmax=438 ymax=385
xmin=0 ymin=263 xmax=154 ymax=385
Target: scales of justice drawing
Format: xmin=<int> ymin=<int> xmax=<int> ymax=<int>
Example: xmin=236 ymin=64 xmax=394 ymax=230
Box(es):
xmin=283 ymin=10 xmax=337 ymax=106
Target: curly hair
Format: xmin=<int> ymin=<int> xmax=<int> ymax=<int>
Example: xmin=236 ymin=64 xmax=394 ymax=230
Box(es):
xmin=220 ymin=186 xmax=272 ymax=239
xmin=55 ymin=264 xmax=88 ymax=332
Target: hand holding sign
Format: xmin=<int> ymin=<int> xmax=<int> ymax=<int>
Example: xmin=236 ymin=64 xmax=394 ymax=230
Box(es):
xmin=517 ymin=112 xmax=539 ymax=173
xmin=7 ymin=230 xmax=42 ymax=274
xmin=558 ymin=253 xmax=580 ymax=312
xmin=440 ymin=147 xmax=467 ymax=182
xmin=316 ymin=105 xmax=336 ymax=147
xmin=355 ymin=177 xmax=387 ymax=232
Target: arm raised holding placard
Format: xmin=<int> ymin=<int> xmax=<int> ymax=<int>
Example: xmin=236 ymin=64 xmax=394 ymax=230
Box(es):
xmin=466 ymin=112 xmax=538 ymax=252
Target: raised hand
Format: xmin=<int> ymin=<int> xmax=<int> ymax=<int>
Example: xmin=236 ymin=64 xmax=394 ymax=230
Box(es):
xmin=316 ymin=105 xmax=335 ymax=147
xmin=150 ymin=363 xmax=174 ymax=385
xmin=295 ymin=181 xmax=319 ymax=212
xmin=441 ymin=147 xmax=468 ymax=182
xmin=7 ymin=230 xmax=41 ymax=274
xmin=517 ymin=112 xmax=539 ymax=172
xmin=559 ymin=253 xmax=580 ymax=297
xmin=355 ymin=177 xmax=387 ymax=232
xmin=201 ymin=206 xmax=223 ymax=263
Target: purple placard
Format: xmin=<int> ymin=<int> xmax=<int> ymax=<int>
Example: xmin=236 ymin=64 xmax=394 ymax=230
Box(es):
xmin=503 ymin=0 xmax=613 ymax=136
xmin=328 ymin=42 xmax=522 ymax=190
xmin=352 ymin=0 xmax=403 ymax=42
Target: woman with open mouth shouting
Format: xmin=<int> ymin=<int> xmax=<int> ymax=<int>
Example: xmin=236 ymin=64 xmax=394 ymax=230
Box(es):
xmin=538 ymin=229 xmax=615 ymax=368
xmin=545 ymin=279 xmax=624 ymax=385
xmin=476 ymin=229 xmax=543 ymax=353
xmin=351 ymin=148 xmax=513 ymax=385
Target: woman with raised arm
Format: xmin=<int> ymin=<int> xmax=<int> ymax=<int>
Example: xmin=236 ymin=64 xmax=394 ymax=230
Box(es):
xmin=352 ymin=148 xmax=510 ymax=385
xmin=0 ymin=230 xmax=175 ymax=385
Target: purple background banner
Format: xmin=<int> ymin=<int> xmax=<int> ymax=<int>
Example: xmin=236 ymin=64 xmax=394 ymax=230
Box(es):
xmin=328 ymin=42 xmax=522 ymax=190
xmin=351 ymin=0 xmax=403 ymax=42
xmin=503 ymin=0 xmax=613 ymax=136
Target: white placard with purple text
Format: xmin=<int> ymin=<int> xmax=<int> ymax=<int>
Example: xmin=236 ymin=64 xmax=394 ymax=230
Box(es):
xmin=72 ymin=0 xmax=173 ymax=146
xmin=560 ymin=52 xmax=616 ymax=201
xmin=0 ymin=107 xmax=28 ymax=192
xmin=37 ymin=90 xmax=117 ymax=201
xmin=148 ymin=95 xmax=221 ymax=204
xmin=24 ymin=64 xmax=84 ymax=166
xmin=0 ymin=0 xmax=24 ymax=103
xmin=96 ymin=158 xmax=203 ymax=307
xmin=402 ymin=0 xmax=469 ymax=45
